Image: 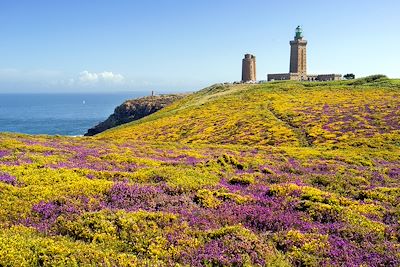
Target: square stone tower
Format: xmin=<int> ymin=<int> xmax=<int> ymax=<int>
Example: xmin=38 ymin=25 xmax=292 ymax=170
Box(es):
xmin=267 ymin=26 xmax=342 ymax=82
xmin=289 ymin=26 xmax=307 ymax=79
xmin=242 ymin=54 xmax=256 ymax=82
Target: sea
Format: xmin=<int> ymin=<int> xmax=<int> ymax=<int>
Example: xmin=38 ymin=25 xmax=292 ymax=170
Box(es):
xmin=0 ymin=92 xmax=147 ymax=136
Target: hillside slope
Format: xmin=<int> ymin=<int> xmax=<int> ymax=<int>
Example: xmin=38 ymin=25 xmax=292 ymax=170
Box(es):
xmin=99 ymin=79 xmax=400 ymax=149
xmin=0 ymin=77 xmax=399 ymax=266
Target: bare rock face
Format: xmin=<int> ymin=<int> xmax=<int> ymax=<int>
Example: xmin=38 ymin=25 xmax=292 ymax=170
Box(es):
xmin=84 ymin=94 xmax=185 ymax=136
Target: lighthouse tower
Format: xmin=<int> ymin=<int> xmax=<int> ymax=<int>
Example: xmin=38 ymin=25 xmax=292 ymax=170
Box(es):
xmin=267 ymin=26 xmax=342 ymax=82
xmin=289 ymin=26 xmax=307 ymax=80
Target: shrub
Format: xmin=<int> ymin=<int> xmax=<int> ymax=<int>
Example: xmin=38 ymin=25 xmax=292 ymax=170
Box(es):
xmin=54 ymin=209 xmax=194 ymax=260
xmin=0 ymin=172 xmax=17 ymax=186
xmin=217 ymin=154 xmax=247 ymax=170
xmin=228 ymin=173 xmax=257 ymax=185
xmin=350 ymin=74 xmax=388 ymax=85
xmin=273 ymin=230 xmax=330 ymax=266
xmin=180 ymin=225 xmax=286 ymax=266
xmin=194 ymin=189 xmax=222 ymax=208
xmin=297 ymin=201 xmax=342 ymax=223
xmin=0 ymin=226 xmax=140 ymax=266
xmin=194 ymin=189 xmax=250 ymax=208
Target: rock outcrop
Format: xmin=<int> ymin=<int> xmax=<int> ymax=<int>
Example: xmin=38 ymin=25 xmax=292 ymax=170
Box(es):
xmin=84 ymin=94 xmax=185 ymax=136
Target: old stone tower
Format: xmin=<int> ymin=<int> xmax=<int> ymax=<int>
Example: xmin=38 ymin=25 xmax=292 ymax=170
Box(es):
xmin=289 ymin=26 xmax=307 ymax=79
xmin=242 ymin=54 xmax=256 ymax=82
xmin=267 ymin=26 xmax=342 ymax=82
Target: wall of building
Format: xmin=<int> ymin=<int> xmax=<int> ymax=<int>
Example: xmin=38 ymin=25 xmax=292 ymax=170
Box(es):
xmin=289 ymin=42 xmax=299 ymax=74
xmin=307 ymin=75 xmax=318 ymax=81
xmin=268 ymin=73 xmax=342 ymax=82
xmin=267 ymin=73 xmax=290 ymax=81
xmin=316 ymin=74 xmax=342 ymax=81
xmin=289 ymin=39 xmax=307 ymax=75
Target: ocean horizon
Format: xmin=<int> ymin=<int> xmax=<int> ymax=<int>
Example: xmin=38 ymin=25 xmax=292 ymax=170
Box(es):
xmin=0 ymin=92 xmax=148 ymax=136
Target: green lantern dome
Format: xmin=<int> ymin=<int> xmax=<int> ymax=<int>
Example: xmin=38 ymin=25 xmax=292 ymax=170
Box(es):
xmin=295 ymin=25 xmax=303 ymax=39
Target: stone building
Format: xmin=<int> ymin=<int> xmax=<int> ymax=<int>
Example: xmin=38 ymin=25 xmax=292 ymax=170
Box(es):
xmin=289 ymin=26 xmax=307 ymax=80
xmin=242 ymin=54 xmax=256 ymax=82
xmin=268 ymin=26 xmax=341 ymax=82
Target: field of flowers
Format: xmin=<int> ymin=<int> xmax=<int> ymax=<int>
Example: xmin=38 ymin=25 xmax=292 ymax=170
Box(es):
xmin=0 ymin=77 xmax=399 ymax=266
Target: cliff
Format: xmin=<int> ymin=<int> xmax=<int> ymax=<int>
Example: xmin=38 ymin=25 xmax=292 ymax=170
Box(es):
xmin=84 ymin=94 xmax=185 ymax=136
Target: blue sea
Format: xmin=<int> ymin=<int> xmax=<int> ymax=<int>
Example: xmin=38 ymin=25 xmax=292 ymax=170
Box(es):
xmin=0 ymin=93 xmax=147 ymax=136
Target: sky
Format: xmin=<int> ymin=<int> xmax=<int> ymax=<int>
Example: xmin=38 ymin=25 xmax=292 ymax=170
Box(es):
xmin=0 ymin=0 xmax=399 ymax=93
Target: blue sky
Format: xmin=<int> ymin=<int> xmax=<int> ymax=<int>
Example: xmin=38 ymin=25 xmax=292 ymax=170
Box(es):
xmin=0 ymin=0 xmax=399 ymax=93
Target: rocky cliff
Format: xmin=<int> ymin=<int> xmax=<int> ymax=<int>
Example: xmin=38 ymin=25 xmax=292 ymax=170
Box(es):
xmin=84 ymin=94 xmax=185 ymax=136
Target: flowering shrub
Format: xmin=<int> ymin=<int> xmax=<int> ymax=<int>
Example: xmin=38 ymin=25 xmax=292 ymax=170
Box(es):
xmin=0 ymin=80 xmax=400 ymax=265
xmin=228 ymin=173 xmax=257 ymax=185
xmin=180 ymin=225 xmax=276 ymax=266
xmin=0 ymin=172 xmax=17 ymax=186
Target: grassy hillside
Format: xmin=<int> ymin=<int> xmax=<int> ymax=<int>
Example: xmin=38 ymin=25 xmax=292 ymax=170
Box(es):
xmin=99 ymin=79 xmax=400 ymax=149
xmin=0 ymin=78 xmax=399 ymax=266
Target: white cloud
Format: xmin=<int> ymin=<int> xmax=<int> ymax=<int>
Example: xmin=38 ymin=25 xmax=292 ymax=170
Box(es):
xmin=78 ymin=71 xmax=125 ymax=84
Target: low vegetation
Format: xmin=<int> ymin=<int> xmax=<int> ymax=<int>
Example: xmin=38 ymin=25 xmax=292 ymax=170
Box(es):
xmin=0 ymin=77 xmax=399 ymax=266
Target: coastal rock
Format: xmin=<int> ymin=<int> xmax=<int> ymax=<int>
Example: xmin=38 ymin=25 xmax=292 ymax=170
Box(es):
xmin=84 ymin=94 xmax=185 ymax=136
